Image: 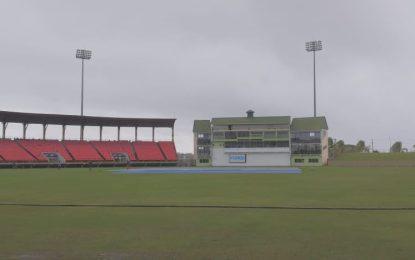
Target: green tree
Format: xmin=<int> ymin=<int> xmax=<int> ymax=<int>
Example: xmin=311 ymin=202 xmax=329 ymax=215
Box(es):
xmin=390 ymin=141 xmax=402 ymax=153
xmin=335 ymin=140 xmax=345 ymax=153
xmin=328 ymin=137 xmax=334 ymax=148
xmin=356 ymin=140 xmax=365 ymax=152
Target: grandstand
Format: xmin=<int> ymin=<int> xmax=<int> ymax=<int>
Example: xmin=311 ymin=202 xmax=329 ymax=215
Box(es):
xmin=0 ymin=110 xmax=177 ymax=167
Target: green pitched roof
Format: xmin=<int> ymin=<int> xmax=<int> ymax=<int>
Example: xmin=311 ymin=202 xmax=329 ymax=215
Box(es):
xmin=291 ymin=117 xmax=328 ymax=131
xmin=211 ymin=116 xmax=290 ymax=126
xmin=193 ymin=120 xmax=211 ymax=132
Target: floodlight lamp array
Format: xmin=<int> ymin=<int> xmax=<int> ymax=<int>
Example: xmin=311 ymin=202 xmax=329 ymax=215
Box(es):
xmin=76 ymin=49 xmax=92 ymax=59
xmin=305 ymin=41 xmax=322 ymax=52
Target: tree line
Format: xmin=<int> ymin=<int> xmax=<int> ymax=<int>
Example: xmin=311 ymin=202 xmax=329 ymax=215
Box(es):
xmin=328 ymin=138 xmax=408 ymax=159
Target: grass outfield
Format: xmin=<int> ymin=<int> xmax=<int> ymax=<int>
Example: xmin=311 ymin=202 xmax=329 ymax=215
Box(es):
xmin=0 ymin=167 xmax=415 ymax=259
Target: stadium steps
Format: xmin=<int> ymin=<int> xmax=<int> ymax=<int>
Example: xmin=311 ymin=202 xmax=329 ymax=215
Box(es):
xmin=61 ymin=142 xmax=75 ymax=161
xmin=15 ymin=140 xmax=38 ymax=161
xmin=158 ymin=141 xmax=178 ymax=161
xmin=157 ymin=142 xmax=168 ymax=161
xmin=89 ymin=142 xmax=107 ymax=160
xmin=129 ymin=142 xmax=138 ymax=161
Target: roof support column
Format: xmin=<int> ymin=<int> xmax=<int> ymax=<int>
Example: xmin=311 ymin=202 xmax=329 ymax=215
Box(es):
xmin=152 ymin=127 xmax=155 ymax=142
xmin=22 ymin=123 xmax=28 ymax=139
xmin=134 ymin=126 xmax=138 ymax=141
xmin=2 ymin=122 xmax=7 ymax=139
xmin=117 ymin=126 xmax=120 ymax=141
xmin=99 ymin=126 xmax=103 ymax=141
xmin=171 ymin=126 xmax=174 ymax=142
xmin=80 ymin=125 xmax=84 ymax=141
xmin=62 ymin=125 xmax=66 ymax=141
xmin=42 ymin=124 xmax=48 ymax=140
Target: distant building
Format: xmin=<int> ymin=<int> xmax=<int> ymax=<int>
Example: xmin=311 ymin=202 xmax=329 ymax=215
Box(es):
xmin=193 ymin=120 xmax=212 ymax=166
xmin=193 ymin=111 xmax=328 ymax=166
xmin=290 ymin=117 xmax=329 ymax=166
xmin=177 ymin=153 xmax=195 ymax=167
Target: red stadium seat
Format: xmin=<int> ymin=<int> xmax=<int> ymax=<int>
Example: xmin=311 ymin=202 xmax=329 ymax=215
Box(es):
xmin=158 ymin=141 xmax=178 ymax=161
xmin=132 ymin=141 xmax=165 ymax=161
xmin=62 ymin=141 xmax=103 ymax=161
xmin=90 ymin=141 xmax=136 ymax=161
xmin=0 ymin=139 xmax=36 ymax=162
xmin=18 ymin=139 xmax=73 ymax=161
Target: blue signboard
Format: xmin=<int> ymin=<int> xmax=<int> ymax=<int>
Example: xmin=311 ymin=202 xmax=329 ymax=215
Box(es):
xmin=229 ymin=154 xmax=246 ymax=163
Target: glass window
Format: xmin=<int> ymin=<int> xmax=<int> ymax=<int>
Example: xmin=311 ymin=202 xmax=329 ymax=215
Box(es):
xmin=294 ymin=158 xmax=304 ymax=163
xmin=277 ymin=130 xmax=289 ymax=138
xmin=251 ymin=131 xmax=263 ymax=138
xmin=224 ymin=140 xmax=289 ymax=148
xmin=213 ymin=131 xmax=225 ymax=140
xmin=237 ymin=131 xmax=250 ymax=138
xmin=224 ymin=141 xmax=236 ymax=148
xmin=225 ymin=131 xmax=237 ymax=139
xmin=263 ymin=141 xmax=277 ymax=147
xmin=197 ymin=133 xmax=211 ymax=139
xmin=197 ymin=139 xmax=211 ymax=145
xmin=291 ymin=131 xmax=321 ymax=144
xmin=197 ymin=146 xmax=210 ymax=156
xmin=276 ymin=141 xmax=289 ymax=147
xmin=309 ymin=158 xmax=319 ymax=163
xmin=291 ymin=143 xmax=321 ymax=154
xmin=264 ymin=131 xmax=276 ymax=138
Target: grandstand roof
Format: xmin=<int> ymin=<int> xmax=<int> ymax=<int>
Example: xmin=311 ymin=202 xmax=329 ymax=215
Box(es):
xmin=0 ymin=110 xmax=175 ymax=128
xmin=193 ymin=120 xmax=211 ymax=132
xmin=211 ymin=116 xmax=290 ymax=126
xmin=291 ymin=117 xmax=328 ymax=131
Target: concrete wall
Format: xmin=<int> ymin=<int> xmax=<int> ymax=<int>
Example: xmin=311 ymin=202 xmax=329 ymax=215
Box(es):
xmin=291 ymin=155 xmax=323 ymax=166
xmin=212 ymin=147 xmax=291 ymax=166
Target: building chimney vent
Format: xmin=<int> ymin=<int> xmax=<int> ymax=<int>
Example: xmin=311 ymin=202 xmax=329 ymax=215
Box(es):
xmin=246 ymin=110 xmax=254 ymax=118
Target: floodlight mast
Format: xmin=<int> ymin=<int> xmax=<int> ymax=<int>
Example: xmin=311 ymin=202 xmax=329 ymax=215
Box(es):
xmin=75 ymin=49 xmax=92 ymax=117
xmin=305 ymin=41 xmax=322 ymax=117
xmin=75 ymin=49 xmax=92 ymax=141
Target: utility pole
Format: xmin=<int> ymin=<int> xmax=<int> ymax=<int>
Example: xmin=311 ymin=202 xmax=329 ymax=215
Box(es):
xmin=371 ymin=139 xmax=374 ymax=153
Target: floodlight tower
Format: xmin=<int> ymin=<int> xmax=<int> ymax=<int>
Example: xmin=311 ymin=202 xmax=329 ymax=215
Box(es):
xmin=305 ymin=40 xmax=322 ymax=117
xmin=75 ymin=49 xmax=92 ymax=116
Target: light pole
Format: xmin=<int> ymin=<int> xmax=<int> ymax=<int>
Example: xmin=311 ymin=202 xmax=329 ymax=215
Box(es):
xmin=75 ymin=49 xmax=92 ymax=116
xmin=305 ymin=40 xmax=322 ymax=117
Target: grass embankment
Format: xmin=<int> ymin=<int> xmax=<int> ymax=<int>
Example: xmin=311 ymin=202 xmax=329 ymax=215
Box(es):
xmin=330 ymin=152 xmax=415 ymax=166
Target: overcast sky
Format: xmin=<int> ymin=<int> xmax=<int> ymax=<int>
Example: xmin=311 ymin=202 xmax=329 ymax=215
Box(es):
xmin=1 ymin=0 xmax=414 ymax=152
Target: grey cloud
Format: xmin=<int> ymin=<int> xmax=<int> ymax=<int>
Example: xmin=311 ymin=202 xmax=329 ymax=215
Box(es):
xmin=1 ymin=0 xmax=415 ymax=152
